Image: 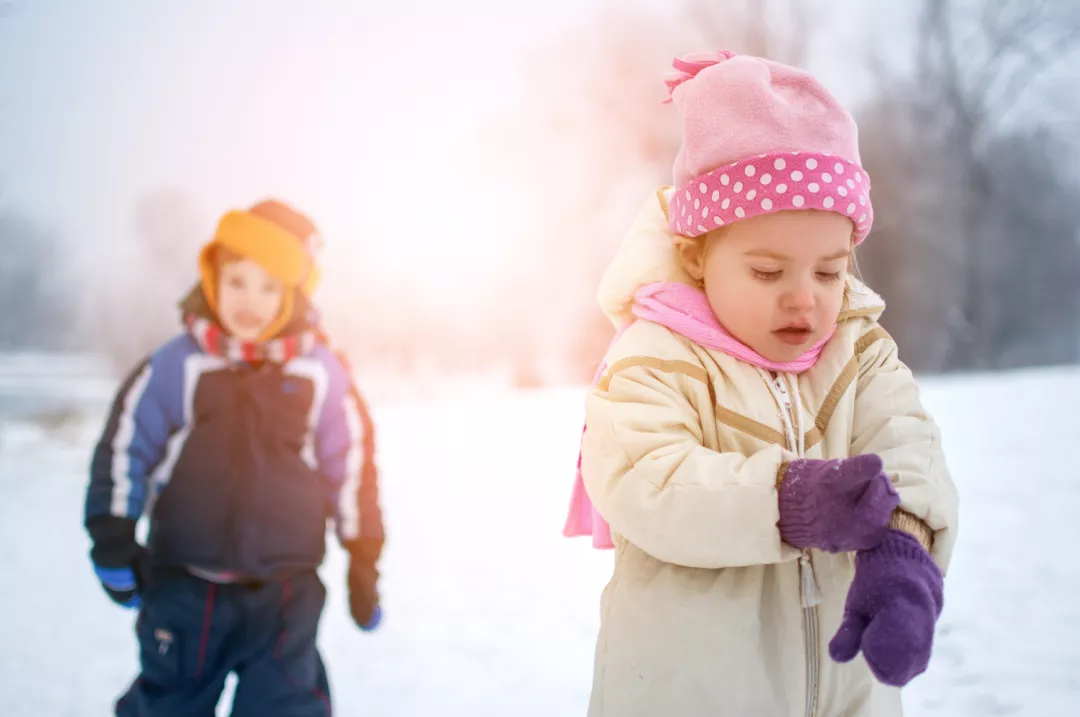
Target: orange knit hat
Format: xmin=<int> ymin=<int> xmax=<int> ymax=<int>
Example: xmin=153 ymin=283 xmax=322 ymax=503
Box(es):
xmin=198 ymin=200 xmax=322 ymax=340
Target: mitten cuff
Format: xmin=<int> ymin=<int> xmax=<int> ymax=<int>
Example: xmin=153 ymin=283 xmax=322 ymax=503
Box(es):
xmin=86 ymin=515 xmax=141 ymax=568
xmin=776 ymin=460 xmax=823 ymax=547
xmin=863 ymin=529 xmax=936 ymax=566
xmin=94 ymin=565 xmax=137 ymax=591
xmin=888 ymin=510 xmax=934 ymax=553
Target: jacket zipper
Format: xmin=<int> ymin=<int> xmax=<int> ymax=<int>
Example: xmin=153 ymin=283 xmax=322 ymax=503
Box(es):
xmin=773 ymin=374 xmax=821 ymax=717
xmin=802 ymin=590 xmax=820 ymax=717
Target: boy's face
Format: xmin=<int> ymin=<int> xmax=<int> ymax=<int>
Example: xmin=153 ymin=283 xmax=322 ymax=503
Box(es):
xmin=216 ymin=257 xmax=286 ymax=342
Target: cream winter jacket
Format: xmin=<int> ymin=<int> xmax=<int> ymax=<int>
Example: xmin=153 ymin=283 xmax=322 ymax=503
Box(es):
xmin=580 ymin=189 xmax=959 ymax=717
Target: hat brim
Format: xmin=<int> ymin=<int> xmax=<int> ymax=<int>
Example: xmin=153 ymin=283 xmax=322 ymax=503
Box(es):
xmin=668 ymin=151 xmax=873 ymax=245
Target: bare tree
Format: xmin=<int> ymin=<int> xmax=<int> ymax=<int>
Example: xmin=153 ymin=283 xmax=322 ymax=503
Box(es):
xmin=132 ymin=189 xmax=205 ymax=277
xmin=91 ymin=189 xmax=203 ymax=370
xmin=914 ymin=0 xmax=1080 ymax=369
xmin=0 ymin=210 xmax=73 ymax=349
xmin=980 ymin=129 xmax=1080 ymax=367
xmin=855 ymin=0 xmax=1080 ymax=371
xmin=494 ymin=0 xmax=820 ymax=382
xmin=855 ymin=95 xmax=969 ymax=371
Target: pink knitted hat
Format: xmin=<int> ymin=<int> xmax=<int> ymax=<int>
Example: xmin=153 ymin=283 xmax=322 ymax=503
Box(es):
xmin=665 ymin=51 xmax=874 ymax=244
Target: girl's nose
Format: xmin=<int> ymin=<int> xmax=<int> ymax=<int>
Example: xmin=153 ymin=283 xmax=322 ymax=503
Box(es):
xmin=783 ymin=280 xmax=816 ymax=312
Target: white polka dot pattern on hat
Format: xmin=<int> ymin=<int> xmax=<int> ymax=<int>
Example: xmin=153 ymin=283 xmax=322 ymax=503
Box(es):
xmin=668 ymin=151 xmax=873 ymax=244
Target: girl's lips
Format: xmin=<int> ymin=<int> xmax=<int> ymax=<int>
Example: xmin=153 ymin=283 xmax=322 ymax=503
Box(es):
xmin=774 ymin=327 xmax=813 ymax=345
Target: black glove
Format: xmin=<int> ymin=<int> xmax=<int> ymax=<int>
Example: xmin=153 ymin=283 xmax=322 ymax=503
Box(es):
xmin=86 ymin=515 xmax=150 ymax=609
xmin=346 ymin=537 xmax=383 ymax=631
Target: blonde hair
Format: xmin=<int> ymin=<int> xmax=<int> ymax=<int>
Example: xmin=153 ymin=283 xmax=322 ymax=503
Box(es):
xmin=673 ymin=226 xmax=862 ymax=281
xmin=848 ymin=247 xmax=863 ymax=280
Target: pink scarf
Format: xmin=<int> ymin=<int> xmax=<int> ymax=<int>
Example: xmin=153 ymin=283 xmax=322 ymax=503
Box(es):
xmin=563 ymin=281 xmax=834 ymax=549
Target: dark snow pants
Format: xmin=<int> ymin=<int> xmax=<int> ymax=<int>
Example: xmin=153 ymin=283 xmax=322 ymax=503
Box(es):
xmin=115 ymin=566 xmax=331 ymax=717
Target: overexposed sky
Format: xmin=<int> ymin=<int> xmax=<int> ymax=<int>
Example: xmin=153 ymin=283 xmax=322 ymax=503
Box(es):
xmin=0 ymin=1 xmax=577 ymax=293
xmin=0 ymin=0 xmax=911 ymax=307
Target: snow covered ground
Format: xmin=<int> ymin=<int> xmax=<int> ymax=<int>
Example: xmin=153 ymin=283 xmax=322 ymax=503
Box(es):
xmin=1 ymin=358 xmax=1078 ymax=716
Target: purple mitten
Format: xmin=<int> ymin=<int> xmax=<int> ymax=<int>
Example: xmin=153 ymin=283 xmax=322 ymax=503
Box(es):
xmin=778 ymin=454 xmax=900 ymax=553
xmin=829 ymin=529 xmax=944 ymax=687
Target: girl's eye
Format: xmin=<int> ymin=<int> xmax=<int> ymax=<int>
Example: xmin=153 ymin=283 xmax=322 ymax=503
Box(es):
xmin=816 ymin=271 xmax=843 ymax=283
xmin=228 ymin=277 xmax=245 ymax=289
xmin=752 ymin=269 xmax=782 ymax=282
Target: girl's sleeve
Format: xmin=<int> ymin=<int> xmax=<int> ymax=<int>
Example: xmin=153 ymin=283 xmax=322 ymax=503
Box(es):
xmin=581 ymin=358 xmax=800 ymax=570
xmin=850 ymin=324 xmax=959 ymax=572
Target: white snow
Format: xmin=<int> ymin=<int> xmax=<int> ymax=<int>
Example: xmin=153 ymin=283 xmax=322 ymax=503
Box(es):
xmin=1 ymin=361 xmax=1077 ymax=716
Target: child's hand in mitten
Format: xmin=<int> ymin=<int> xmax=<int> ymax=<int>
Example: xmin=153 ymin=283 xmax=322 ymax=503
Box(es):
xmin=346 ymin=538 xmax=383 ymax=632
xmin=829 ymin=529 xmax=944 ymax=687
xmin=778 ymin=454 xmax=899 ymax=553
xmin=87 ymin=515 xmax=151 ymax=609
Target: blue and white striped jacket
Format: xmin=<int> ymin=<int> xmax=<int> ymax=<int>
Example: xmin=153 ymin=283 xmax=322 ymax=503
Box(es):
xmin=85 ymin=332 xmax=383 ymax=577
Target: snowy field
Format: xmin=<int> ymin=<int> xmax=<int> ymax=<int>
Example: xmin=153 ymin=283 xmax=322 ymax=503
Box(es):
xmin=1 ymin=356 xmax=1078 ymax=716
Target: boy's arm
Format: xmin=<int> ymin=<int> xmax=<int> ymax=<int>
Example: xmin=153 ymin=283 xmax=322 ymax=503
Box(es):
xmin=315 ymin=353 xmax=384 ymax=630
xmin=85 ymin=355 xmax=173 ymax=602
xmin=315 ymin=353 xmax=384 ymax=558
xmin=582 ymin=359 xmax=801 ymax=570
xmin=850 ymin=326 xmax=959 ymax=572
xmin=86 ymin=356 xmax=173 ymax=525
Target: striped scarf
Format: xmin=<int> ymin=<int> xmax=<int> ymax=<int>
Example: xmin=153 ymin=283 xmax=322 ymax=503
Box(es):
xmin=183 ymin=313 xmax=320 ymax=363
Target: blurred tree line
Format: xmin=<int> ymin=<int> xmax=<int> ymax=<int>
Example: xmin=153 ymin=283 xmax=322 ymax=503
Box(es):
xmin=0 ymin=207 xmax=72 ymax=349
xmin=3 ymin=0 xmax=1078 ymax=383
xmin=497 ymin=0 xmax=1080 ymax=378
xmin=0 ymin=189 xmax=203 ymax=365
